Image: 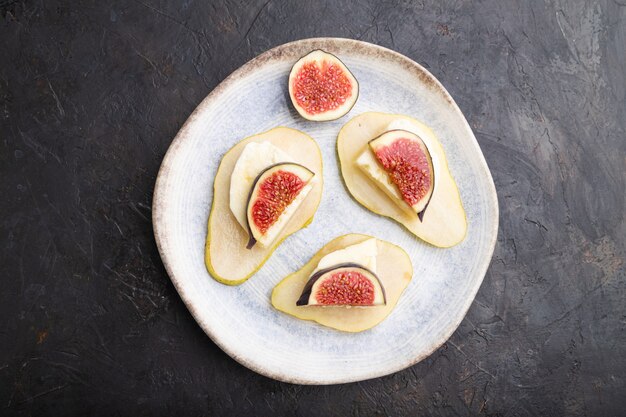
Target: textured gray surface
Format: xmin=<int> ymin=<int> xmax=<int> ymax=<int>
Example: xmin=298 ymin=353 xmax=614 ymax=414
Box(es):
xmin=1 ymin=0 xmax=625 ymax=415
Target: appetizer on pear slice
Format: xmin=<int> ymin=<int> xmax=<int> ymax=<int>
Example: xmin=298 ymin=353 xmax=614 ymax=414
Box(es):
xmin=206 ymin=128 xmax=323 ymax=285
xmin=272 ymin=234 xmax=412 ymax=332
xmin=337 ymin=112 xmax=467 ymax=247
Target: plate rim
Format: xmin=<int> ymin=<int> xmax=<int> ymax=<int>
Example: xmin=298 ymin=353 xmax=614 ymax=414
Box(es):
xmin=152 ymin=37 xmax=499 ymax=385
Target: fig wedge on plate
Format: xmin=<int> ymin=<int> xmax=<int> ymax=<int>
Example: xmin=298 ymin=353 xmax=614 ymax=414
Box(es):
xmin=206 ymin=127 xmax=323 ymax=285
xmin=288 ymin=50 xmax=359 ymax=121
xmin=295 ymin=263 xmax=386 ymax=307
xmin=337 ymin=112 xmax=467 ymax=248
xmin=272 ymin=234 xmax=412 ymax=332
xmin=368 ymin=130 xmax=435 ymax=221
xmin=246 ymin=162 xmax=315 ymax=249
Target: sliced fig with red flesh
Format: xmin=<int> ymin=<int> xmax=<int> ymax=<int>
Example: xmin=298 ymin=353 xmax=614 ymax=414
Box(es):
xmin=296 ymin=263 xmax=386 ymax=307
xmin=288 ymin=50 xmax=359 ymax=121
xmin=369 ymin=130 xmax=435 ymax=221
xmin=246 ymin=162 xmax=314 ymax=249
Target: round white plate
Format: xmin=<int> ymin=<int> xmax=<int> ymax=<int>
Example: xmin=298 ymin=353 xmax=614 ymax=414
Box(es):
xmin=153 ymin=38 xmax=498 ymax=384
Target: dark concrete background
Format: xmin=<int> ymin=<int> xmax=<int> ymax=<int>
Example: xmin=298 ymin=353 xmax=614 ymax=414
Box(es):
xmin=1 ymin=0 xmax=625 ymax=415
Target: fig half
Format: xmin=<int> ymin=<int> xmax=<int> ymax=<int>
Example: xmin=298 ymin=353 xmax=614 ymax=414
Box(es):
xmin=296 ymin=263 xmax=386 ymax=307
xmin=272 ymin=234 xmax=412 ymax=332
xmin=368 ymin=129 xmax=435 ymax=221
xmin=337 ymin=113 xmax=467 ymax=248
xmin=246 ymin=162 xmax=315 ymax=249
xmin=288 ymin=50 xmax=359 ymax=121
xmin=206 ymin=127 xmax=323 ymax=285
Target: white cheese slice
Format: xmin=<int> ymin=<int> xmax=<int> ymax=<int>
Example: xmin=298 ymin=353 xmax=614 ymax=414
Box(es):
xmin=229 ymin=141 xmax=294 ymax=231
xmin=314 ymin=238 xmax=378 ymax=274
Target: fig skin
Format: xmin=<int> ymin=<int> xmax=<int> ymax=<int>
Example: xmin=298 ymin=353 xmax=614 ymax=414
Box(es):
xmin=288 ymin=49 xmax=360 ymax=122
xmin=296 ymin=262 xmax=387 ymax=306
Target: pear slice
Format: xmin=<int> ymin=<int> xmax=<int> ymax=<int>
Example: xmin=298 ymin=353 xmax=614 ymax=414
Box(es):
xmin=272 ymin=234 xmax=412 ymax=332
xmin=337 ymin=112 xmax=467 ymax=248
xmin=206 ymin=127 xmax=323 ymax=285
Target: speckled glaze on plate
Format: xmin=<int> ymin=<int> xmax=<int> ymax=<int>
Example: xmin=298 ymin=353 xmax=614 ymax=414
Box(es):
xmin=152 ymin=38 xmax=498 ymax=385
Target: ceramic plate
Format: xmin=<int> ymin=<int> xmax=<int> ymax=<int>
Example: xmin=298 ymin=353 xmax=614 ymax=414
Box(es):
xmin=153 ymin=38 xmax=498 ymax=384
